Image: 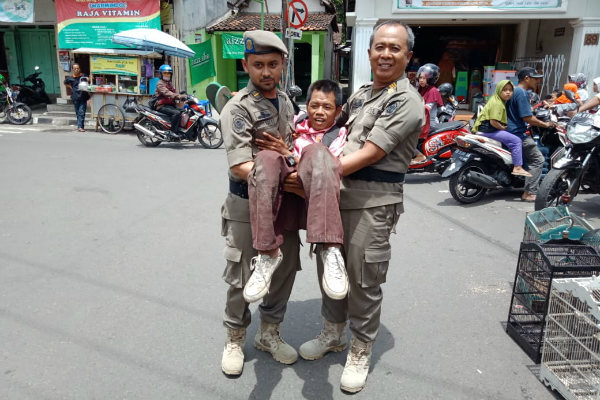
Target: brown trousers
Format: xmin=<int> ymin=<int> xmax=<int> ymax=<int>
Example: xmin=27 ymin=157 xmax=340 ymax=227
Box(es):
xmin=248 ymin=144 xmax=343 ymax=251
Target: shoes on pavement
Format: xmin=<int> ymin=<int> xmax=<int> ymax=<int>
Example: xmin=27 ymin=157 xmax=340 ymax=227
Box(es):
xmin=254 ymin=321 xmax=298 ymax=364
xmin=243 ymin=251 xmax=283 ymax=303
xmin=221 ymin=327 xmax=246 ymax=376
xmin=340 ymin=337 xmax=373 ymax=393
xmin=77 ymin=128 xmax=85 ymax=132
xmin=321 ymin=247 xmax=349 ymax=300
xmin=521 ymin=192 xmax=536 ymax=202
xmin=299 ymin=319 xmax=347 ymax=360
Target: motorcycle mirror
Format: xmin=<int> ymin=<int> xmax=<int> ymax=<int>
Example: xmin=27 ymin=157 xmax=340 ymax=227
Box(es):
xmin=564 ymin=89 xmax=576 ymax=103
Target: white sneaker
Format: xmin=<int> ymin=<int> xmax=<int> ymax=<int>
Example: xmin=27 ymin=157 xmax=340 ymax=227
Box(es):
xmin=243 ymin=251 xmax=283 ymax=303
xmin=321 ymin=247 xmax=349 ymax=300
xmin=340 ymin=337 xmax=372 ymax=393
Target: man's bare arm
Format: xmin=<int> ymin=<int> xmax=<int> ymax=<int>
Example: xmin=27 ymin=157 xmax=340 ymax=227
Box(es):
xmin=230 ymin=161 xmax=254 ymax=182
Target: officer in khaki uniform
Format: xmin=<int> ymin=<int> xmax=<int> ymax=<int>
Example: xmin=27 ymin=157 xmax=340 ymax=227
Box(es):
xmin=299 ymin=21 xmax=425 ymax=393
xmin=219 ymin=30 xmax=300 ymax=376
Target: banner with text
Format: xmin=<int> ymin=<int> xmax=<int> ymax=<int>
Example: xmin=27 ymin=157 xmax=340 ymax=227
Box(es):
xmin=56 ymin=0 xmax=160 ymax=49
xmin=90 ymin=55 xmax=139 ymax=76
xmin=221 ymin=32 xmax=283 ymax=59
xmin=0 ymin=0 xmax=34 ymax=23
xmin=189 ymin=41 xmax=216 ymax=84
xmin=396 ymin=0 xmax=562 ymax=9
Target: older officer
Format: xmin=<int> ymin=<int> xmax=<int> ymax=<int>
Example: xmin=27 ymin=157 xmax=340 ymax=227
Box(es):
xmin=219 ymin=30 xmax=300 ymax=376
xmin=299 ymin=20 xmax=425 ymax=393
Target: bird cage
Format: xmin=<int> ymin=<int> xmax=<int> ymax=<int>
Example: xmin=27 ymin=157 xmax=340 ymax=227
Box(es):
xmin=507 ymin=241 xmax=600 ymax=363
xmin=540 ymin=276 xmax=600 ymax=400
xmin=523 ymin=206 xmax=594 ymax=244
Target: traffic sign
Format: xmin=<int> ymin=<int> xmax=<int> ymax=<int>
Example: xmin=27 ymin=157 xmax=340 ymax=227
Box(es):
xmin=286 ymin=0 xmax=308 ymax=29
xmin=285 ymin=28 xmax=302 ymax=40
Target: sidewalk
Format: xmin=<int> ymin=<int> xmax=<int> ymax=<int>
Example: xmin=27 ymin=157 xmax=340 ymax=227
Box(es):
xmin=31 ymin=103 xmax=95 ymax=129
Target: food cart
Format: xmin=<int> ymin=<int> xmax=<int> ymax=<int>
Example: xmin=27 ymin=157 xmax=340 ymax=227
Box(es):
xmin=73 ymin=48 xmax=162 ymax=133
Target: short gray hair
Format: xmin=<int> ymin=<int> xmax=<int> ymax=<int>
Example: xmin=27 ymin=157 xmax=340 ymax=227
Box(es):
xmin=369 ymin=20 xmax=415 ymax=52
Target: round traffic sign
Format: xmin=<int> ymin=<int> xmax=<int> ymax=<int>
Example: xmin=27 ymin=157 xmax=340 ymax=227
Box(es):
xmin=286 ymin=0 xmax=308 ymax=29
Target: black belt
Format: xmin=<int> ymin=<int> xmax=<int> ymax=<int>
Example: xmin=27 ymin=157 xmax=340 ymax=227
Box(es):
xmin=347 ymin=166 xmax=405 ymax=183
xmin=229 ymin=179 xmax=249 ymax=199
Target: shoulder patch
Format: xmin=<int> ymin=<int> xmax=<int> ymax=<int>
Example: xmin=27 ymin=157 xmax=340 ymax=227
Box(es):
xmin=351 ymin=98 xmax=364 ymax=110
xmin=384 ymin=101 xmax=399 ymax=115
xmin=232 ymin=115 xmax=246 ymax=134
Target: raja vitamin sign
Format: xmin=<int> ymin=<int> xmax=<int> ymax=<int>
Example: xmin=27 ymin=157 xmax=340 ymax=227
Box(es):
xmin=56 ymin=0 xmax=160 ymax=49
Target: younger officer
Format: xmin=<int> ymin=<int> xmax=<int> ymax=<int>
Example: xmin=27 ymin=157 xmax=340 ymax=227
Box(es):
xmin=219 ymin=30 xmax=300 ymax=376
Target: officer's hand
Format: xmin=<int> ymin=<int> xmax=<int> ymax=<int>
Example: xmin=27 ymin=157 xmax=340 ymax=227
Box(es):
xmin=255 ymin=132 xmax=289 ymax=156
xmin=283 ymin=172 xmax=305 ymax=198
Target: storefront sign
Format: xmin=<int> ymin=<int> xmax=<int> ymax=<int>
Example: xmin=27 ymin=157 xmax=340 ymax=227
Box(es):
xmin=221 ymin=32 xmax=284 ymax=59
xmin=90 ymin=55 xmax=139 ymax=76
xmin=56 ymin=0 xmax=160 ymax=49
xmin=396 ymin=0 xmax=562 ymax=8
xmin=0 ymin=0 xmax=34 ymax=22
xmin=188 ymin=41 xmax=216 ymax=84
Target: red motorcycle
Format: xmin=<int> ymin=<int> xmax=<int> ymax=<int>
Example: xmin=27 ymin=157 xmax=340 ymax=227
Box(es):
xmin=408 ymin=105 xmax=470 ymax=174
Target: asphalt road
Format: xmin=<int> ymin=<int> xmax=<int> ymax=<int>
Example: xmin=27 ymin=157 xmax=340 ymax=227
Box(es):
xmin=1 ymin=124 xmax=599 ymax=399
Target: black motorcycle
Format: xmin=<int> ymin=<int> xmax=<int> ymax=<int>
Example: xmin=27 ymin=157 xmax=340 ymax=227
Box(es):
xmin=133 ymin=93 xmax=222 ymax=148
xmin=15 ymin=66 xmax=50 ymax=106
xmin=0 ymin=80 xmax=32 ymax=124
xmin=535 ymin=111 xmax=600 ymax=210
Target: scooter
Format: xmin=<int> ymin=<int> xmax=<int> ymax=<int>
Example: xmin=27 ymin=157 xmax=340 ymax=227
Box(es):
xmin=408 ymin=104 xmax=470 ymax=175
xmin=134 ymin=93 xmax=223 ymax=148
xmin=15 ymin=66 xmax=50 ymax=105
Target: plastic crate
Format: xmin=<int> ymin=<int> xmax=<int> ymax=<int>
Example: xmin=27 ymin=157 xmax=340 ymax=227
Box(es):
xmin=523 ymin=206 xmax=594 ymax=244
xmin=507 ymin=241 xmax=600 ymax=363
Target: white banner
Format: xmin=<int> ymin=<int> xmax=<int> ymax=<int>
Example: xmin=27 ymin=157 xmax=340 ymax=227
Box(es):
xmin=396 ymin=0 xmax=562 ymax=8
xmin=0 ymin=0 xmax=34 ymax=23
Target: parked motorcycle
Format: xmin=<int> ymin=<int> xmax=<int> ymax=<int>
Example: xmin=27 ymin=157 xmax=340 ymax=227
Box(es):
xmin=134 ymin=93 xmax=223 ymax=148
xmin=534 ymin=111 xmax=600 ymax=210
xmin=408 ymin=119 xmax=470 ymax=174
xmin=15 ymin=66 xmax=50 ymax=106
xmin=0 ymin=76 xmax=32 ymax=125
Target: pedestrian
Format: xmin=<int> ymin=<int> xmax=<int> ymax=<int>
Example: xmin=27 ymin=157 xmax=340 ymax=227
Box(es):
xmin=299 ymin=20 xmax=425 ymax=393
xmin=506 ymin=67 xmax=555 ymax=202
xmin=472 ymin=80 xmax=531 ymax=177
xmin=218 ymin=30 xmax=301 ymax=377
xmin=251 ymin=79 xmax=350 ymax=303
xmin=64 ymin=64 xmax=90 ymax=132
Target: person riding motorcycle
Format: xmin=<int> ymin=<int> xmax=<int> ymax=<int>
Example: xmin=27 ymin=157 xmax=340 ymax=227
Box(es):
xmin=568 ymin=72 xmax=589 ymax=101
xmin=154 ymin=64 xmax=186 ymax=138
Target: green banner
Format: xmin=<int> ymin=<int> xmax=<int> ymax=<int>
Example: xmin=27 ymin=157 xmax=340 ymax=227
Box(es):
xmin=188 ymin=41 xmax=216 ymax=84
xmin=221 ymin=32 xmax=283 ymax=59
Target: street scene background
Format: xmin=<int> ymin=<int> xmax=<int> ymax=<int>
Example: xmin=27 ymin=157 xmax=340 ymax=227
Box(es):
xmin=2 ymin=124 xmax=598 ymax=399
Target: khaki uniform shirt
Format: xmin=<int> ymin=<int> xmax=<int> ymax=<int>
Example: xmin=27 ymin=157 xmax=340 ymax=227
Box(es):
xmin=219 ymin=81 xmax=295 ymax=222
xmin=339 ymin=75 xmax=425 ymax=209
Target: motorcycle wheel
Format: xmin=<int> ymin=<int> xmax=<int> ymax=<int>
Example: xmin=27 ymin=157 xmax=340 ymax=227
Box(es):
xmin=198 ymin=121 xmax=223 ymax=149
xmin=135 ymin=117 xmax=162 ymax=147
xmin=449 ymin=161 xmax=488 ymax=204
xmin=534 ymin=168 xmax=574 ymax=211
xmin=7 ymin=102 xmax=32 ymax=125
xmin=97 ymin=104 xmax=125 ymax=134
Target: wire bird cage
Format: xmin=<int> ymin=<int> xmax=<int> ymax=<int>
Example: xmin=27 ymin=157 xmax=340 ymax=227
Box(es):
xmin=507 ymin=242 xmax=600 ymax=363
xmin=523 ymin=206 xmax=594 ymax=244
xmin=540 ymin=276 xmax=600 ymax=400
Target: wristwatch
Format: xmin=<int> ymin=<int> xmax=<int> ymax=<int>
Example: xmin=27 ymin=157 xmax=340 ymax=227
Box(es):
xmin=285 ymin=155 xmax=296 ymax=167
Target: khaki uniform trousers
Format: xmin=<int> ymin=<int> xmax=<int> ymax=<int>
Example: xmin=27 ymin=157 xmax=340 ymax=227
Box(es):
xmin=316 ymin=201 xmax=401 ymax=343
xmin=221 ymin=193 xmax=301 ymax=330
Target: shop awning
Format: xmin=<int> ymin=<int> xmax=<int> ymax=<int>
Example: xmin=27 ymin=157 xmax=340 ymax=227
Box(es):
xmin=72 ymin=48 xmax=163 ymax=58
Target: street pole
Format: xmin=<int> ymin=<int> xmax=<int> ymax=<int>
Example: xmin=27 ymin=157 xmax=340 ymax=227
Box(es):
xmin=250 ymin=0 xmax=265 ymax=29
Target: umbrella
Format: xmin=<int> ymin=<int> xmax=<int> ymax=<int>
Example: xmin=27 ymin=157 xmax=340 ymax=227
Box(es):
xmin=112 ymin=28 xmax=195 ymax=58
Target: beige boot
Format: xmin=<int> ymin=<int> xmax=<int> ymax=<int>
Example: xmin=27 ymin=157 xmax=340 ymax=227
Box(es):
xmin=299 ymin=319 xmax=347 ymax=360
xmin=221 ymin=327 xmax=246 ymax=376
xmin=340 ymin=337 xmax=373 ymax=393
xmin=254 ymin=321 xmax=298 ymax=364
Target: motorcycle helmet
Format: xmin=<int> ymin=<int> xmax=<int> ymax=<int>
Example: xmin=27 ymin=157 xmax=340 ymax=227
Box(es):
xmin=568 ymin=72 xmax=587 ymax=89
xmin=438 ymin=82 xmax=453 ymax=97
xmin=417 ymin=63 xmax=440 ymax=86
xmin=159 ymin=64 xmax=173 ymax=80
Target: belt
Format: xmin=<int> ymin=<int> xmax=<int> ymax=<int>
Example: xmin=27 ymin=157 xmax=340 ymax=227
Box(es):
xmin=347 ymin=166 xmax=405 ymax=183
xmin=229 ymin=179 xmax=249 ymax=199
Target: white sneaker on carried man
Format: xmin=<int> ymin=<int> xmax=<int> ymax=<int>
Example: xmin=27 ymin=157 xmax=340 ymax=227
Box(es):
xmin=321 ymin=246 xmax=349 ymax=300
xmin=243 ymin=251 xmax=283 ymax=303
